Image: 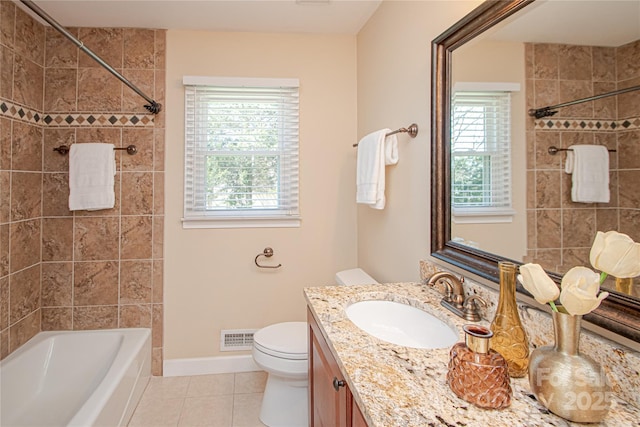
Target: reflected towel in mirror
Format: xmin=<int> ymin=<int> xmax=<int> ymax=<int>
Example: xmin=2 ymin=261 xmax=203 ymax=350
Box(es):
xmin=564 ymin=144 xmax=610 ymax=203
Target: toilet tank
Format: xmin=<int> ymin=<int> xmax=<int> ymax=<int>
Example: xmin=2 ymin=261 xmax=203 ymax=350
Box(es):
xmin=335 ymin=268 xmax=379 ymax=286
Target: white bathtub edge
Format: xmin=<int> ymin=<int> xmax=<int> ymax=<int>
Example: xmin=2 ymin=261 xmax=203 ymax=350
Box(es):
xmin=72 ymin=328 xmax=151 ymax=427
xmin=163 ymin=355 xmax=260 ymax=377
xmin=118 ymin=357 xmax=150 ymax=427
xmin=1 ymin=328 xmax=151 ymax=427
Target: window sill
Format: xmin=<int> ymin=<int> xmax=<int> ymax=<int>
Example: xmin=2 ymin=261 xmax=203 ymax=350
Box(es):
xmin=182 ymin=217 xmax=301 ymax=229
xmin=452 ymin=208 xmax=516 ymax=224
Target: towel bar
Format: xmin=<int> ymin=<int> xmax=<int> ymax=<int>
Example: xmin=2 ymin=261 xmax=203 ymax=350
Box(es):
xmin=548 ymin=145 xmax=616 ymax=155
xmin=353 ymin=123 xmax=418 ymax=147
xmin=53 ymin=144 xmax=137 ymax=155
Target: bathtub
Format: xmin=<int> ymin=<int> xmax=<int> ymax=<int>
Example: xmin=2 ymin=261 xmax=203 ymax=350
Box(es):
xmin=0 ymin=328 xmax=151 ymax=427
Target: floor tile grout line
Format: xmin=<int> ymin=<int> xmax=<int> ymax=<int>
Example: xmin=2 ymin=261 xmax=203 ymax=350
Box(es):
xmin=130 ymin=374 xmax=267 ymax=426
xmin=230 ymin=374 xmax=237 ymax=427
xmin=175 ymin=396 xmax=187 ymax=427
xmin=174 ymin=376 xmax=189 ymax=427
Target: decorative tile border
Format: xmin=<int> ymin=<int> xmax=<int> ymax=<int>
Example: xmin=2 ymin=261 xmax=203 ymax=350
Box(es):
xmin=43 ymin=112 xmax=155 ymax=127
xmin=0 ymin=99 xmax=155 ymax=127
xmin=533 ymin=116 xmax=640 ymax=131
xmin=0 ymin=99 xmax=42 ymax=125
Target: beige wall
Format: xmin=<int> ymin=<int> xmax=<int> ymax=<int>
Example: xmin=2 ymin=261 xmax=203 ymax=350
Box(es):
xmin=165 ymin=31 xmax=358 ymax=359
xmin=450 ymin=40 xmax=528 ymax=260
xmin=356 ymin=0 xmax=482 ymax=282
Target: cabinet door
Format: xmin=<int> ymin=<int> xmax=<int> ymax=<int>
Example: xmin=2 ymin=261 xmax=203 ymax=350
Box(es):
xmin=309 ymin=309 xmax=349 ymax=427
xmin=351 ymin=401 xmax=368 ymax=427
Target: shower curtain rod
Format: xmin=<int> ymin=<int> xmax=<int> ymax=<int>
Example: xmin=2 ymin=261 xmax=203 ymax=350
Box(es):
xmin=19 ymin=0 xmax=161 ymax=114
xmin=528 ymin=84 xmax=640 ymax=119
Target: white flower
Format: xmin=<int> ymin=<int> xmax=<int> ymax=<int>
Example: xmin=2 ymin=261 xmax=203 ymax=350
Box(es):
xmin=590 ymin=231 xmax=640 ymax=278
xmin=559 ymin=267 xmax=609 ymax=316
xmin=518 ymin=263 xmax=559 ymax=305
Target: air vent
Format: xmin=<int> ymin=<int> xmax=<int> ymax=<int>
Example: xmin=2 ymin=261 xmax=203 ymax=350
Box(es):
xmin=220 ymin=329 xmax=257 ymax=351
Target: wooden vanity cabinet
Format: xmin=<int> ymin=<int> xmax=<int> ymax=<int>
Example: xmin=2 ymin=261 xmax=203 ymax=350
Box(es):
xmin=308 ymin=308 xmax=368 ymax=427
xmin=351 ymin=402 xmax=368 ymax=427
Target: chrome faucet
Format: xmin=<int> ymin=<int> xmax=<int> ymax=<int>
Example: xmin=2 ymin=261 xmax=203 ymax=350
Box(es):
xmin=427 ymin=272 xmax=486 ymax=322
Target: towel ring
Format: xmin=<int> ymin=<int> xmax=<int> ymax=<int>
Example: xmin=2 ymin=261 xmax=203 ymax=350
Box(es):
xmin=254 ymin=247 xmax=282 ymax=269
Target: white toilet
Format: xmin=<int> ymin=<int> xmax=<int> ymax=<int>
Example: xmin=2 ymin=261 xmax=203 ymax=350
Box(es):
xmin=251 ymin=268 xmax=378 ymax=427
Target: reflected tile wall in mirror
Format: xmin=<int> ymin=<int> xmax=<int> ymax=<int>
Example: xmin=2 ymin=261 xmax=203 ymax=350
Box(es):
xmin=526 ymin=40 xmax=640 ymax=297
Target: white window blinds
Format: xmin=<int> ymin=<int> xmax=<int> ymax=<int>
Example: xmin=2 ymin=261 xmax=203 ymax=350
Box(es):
xmin=451 ymin=91 xmax=512 ymax=211
xmin=183 ymin=77 xmax=300 ymax=228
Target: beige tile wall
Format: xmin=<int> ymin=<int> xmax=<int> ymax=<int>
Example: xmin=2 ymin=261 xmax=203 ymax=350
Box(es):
xmin=0 ymin=1 xmax=44 ymax=359
xmin=525 ymin=40 xmax=640 ymax=274
xmin=616 ymin=40 xmax=640 ymax=241
xmin=0 ymin=1 xmax=165 ymax=375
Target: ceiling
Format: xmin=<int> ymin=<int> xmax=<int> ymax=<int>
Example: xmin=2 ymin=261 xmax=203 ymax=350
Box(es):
xmin=488 ymin=0 xmax=640 ymax=47
xmin=18 ymin=0 xmax=382 ymax=35
xmin=18 ymin=1 xmax=640 ymax=42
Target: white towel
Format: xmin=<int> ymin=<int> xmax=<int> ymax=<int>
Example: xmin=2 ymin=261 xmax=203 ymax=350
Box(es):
xmin=69 ymin=143 xmax=116 ymax=211
xmin=356 ymin=129 xmax=398 ymax=209
xmin=564 ymin=144 xmax=610 ymax=203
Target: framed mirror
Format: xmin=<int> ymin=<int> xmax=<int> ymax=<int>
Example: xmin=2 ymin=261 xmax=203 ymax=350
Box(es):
xmin=431 ymin=0 xmax=640 ymax=343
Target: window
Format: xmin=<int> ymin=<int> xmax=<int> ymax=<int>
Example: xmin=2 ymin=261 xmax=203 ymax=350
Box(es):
xmin=183 ymin=76 xmax=300 ymax=228
xmin=451 ymin=88 xmax=516 ymax=223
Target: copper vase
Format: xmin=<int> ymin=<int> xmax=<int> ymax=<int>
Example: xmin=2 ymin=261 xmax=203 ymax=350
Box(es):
xmin=528 ymin=308 xmax=611 ymax=423
xmin=490 ymin=261 xmax=529 ymax=377
xmin=447 ymin=325 xmax=512 ymax=409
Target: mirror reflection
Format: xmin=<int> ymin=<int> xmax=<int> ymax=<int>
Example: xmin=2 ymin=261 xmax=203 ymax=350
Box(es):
xmin=449 ymin=0 xmax=640 ymax=297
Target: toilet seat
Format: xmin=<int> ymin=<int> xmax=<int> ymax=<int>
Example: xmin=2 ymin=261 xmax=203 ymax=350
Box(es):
xmin=253 ymin=322 xmax=307 ymax=360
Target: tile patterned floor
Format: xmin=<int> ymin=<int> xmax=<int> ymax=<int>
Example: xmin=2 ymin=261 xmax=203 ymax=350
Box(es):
xmin=128 ymin=372 xmax=268 ymax=427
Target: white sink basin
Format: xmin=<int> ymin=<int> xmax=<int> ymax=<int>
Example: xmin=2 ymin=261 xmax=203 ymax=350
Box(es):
xmin=345 ymin=300 xmax=458 ymax=349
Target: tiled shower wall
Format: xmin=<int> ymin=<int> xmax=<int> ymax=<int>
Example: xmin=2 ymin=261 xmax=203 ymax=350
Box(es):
xmin=0 ymin=1 xmax=165 ymax=375
xmin=525 ymin=40 xmax=640 ymax=274
xmin=0 ymin=0 xmax=43 ymax=361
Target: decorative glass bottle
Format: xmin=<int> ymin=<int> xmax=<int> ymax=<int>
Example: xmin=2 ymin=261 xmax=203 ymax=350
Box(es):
xmin=489 ymin=261 xmax=529 ymax=377
xmin=615 ymin=276 xmax=633 ymax=295
xmin=447 ymin=324 xmax=511 ymax=409
xmin=528 ymin=308 xmax=611 ymax=423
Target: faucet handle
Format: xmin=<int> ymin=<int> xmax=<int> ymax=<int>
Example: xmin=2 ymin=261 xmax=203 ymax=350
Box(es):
xmin=441 ymin=281 xmax=453 ymax=303
xmin=462 ymin=296 xmax=487 ymax=322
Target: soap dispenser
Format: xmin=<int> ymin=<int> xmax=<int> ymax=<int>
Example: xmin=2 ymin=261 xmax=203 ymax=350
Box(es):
xmin=447 ymin=324 xmax=512 ymax=409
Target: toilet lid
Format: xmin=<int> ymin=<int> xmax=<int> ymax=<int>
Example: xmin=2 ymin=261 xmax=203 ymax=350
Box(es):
xmin=253 ymin=322 xmax=308 ymax=359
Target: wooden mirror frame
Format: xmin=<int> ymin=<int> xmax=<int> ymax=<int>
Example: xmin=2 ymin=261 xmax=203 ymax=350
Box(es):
xmin=430 ymin=0 xmax=640 ymax=343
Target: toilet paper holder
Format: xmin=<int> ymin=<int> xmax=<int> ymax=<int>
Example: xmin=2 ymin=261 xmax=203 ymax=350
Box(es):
xmin=255 ymin=247 xmax=282 ymax=269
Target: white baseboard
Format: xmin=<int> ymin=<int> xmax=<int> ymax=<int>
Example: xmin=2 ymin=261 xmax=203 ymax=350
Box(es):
xmin=163 ymin=354 xmax=261 ymax=377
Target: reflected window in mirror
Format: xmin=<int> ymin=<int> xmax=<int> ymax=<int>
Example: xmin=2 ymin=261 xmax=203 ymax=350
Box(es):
xmin=452 ymin=85 xmax=519 ymax=227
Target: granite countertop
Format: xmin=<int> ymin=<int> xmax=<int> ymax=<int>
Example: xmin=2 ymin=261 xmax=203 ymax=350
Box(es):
xmin=304 ymin=282 xmax=640 ymax=427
